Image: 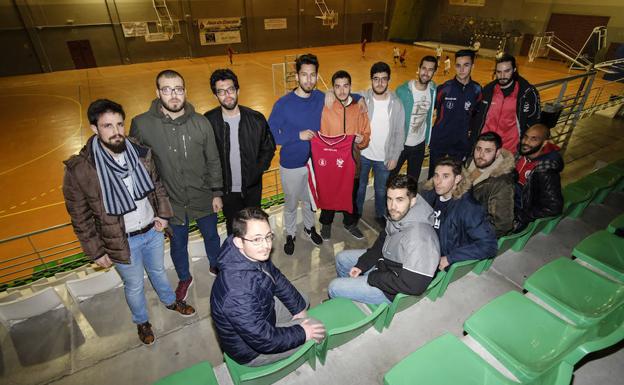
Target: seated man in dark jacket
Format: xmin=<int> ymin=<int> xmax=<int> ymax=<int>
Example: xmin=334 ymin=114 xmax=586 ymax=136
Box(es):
xmin=210 ymin=207 xmax=325 ymax=366
xmin=513 ymin=123 xmax=564 ymax=232
xmin=422 ymin=157 xmax=498 ymax=271
xmin=328 ymin=174 xmax=440 ymax=305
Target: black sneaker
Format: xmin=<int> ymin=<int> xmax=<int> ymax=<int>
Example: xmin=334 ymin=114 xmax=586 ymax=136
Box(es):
xmin=320 ymin=224 xmax=332 ymax=240
xmin=345 ymin=224 xmax=364 ymax=240
xmin=284 ymin=235 xmax=295 ymax=255
xmin=304 ymin=227 xmax=323 ymax=246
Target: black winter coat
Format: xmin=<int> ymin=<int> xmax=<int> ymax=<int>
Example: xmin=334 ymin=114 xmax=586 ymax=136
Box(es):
xmin=204 ymin=106 xmax=276 ymax=196
xmin=514 ymin=144 xmax=564 ymax=232
xmin=210 ymin=236 xmax=307 ymax=364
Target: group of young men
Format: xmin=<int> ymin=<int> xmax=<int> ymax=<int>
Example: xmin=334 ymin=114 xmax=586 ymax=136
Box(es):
xmin=63 ymin=49 xmax=564 ymax=366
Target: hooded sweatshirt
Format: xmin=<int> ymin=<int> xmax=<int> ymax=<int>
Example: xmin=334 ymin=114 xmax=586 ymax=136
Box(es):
xmin=354 ymin=194 xmax=440 ymax=300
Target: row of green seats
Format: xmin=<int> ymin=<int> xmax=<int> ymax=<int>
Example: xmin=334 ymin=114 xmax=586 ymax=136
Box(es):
xmin=385 ymin=250 xmax=623 ymax=384
xmin=222 ymin=298 xmax=389 ymax=385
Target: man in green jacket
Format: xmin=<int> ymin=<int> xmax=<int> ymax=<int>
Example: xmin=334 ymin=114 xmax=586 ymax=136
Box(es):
xmin=130 ymin=69 xmax=223 ymax=301
xmin=394 ymin=56 xmax=438 ymax=184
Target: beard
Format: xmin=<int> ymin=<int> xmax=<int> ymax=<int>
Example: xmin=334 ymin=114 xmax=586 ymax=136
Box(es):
xmin=475 ymin=156 xmax=496 ymax=169
xmin=498 ymin=77 xmax=513 ymax=87
xmin=160 ymin=97 xmax=185 ymax=113
xmin=298 ymin=82 xmax=315 ymax=94
xmin=219 ymin=96 xmax=238 ymax=110
xmin=102 ymin=136 xmax=126 ymax=154
xmin=519 ymin=143 xmax=542 ymax=156
xmin=373 ymin=84 xmax=388 ymax=95
xmin=418 ymin=75 xmax=431 ymax=85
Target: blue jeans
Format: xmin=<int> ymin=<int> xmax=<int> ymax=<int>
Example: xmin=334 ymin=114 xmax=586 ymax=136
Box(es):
xmin=357 ymin=155 xmax=390 ymax=218
xmin=170 ymin=213 xmax=220 ymax=281
xmin=115 ymin=227 xmax=176 ymax=324
xmin=328 ymin=249 xmax=391 ymax=305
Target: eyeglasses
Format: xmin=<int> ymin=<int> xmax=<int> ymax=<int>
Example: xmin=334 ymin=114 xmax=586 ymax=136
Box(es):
xmin=241 ymin=233 xmax=275 ymax=246
xmin=372 ymin=76 xmax=389 ymax=83
xmin=159 ymin=86 xmax=185 ymax=95
xmin=216 ymin=86 xmax=237 ymax=96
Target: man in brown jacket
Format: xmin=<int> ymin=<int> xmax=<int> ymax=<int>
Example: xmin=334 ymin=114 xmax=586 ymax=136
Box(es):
xmin=319 ymin=70 xmax=371 ymax=240
xmin=465 ymin=131 xmax=515 ymax=237
xmin=63 ymin=99 xmax=196 ymax=345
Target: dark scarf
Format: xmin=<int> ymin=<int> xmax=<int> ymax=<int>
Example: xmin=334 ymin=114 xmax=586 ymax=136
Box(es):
xmin=92 ymin=138 xmax=154 ymax=215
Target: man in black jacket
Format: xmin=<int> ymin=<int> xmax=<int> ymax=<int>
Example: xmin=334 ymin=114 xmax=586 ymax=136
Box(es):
xmin=471 ymin=54 xmax=540 ymax=154
xmin=205 ymin=69 xmax=276 ymax=234
xmin=211 ymin=207 xmax=325 ymax=366
xmin=514 ymin=124 xmax=563 ymax=232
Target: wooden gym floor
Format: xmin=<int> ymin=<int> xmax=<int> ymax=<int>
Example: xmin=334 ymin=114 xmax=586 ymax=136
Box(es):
xmin=0 ymin=41 xmax=622 ymax=255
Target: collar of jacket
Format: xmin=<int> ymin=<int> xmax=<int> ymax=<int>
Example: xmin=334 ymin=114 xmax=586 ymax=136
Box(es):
xmin=148 ymin=98 xmax=197 ymax=124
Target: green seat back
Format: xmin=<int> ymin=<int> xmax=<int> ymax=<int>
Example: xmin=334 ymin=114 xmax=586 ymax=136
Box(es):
xmin=367 ymin=272 xmax=444 ymax=328
xmin=573 ymin=230 xmax=624 ymax=282
xmin=607 ymin=213 xmax=624 ymax=234
xmin=383 ymin=333 xmax=574 ymax=385
xmin=308 ymin=298 xmax=387 ymax=364
xmin=429 ymin=259 xmax=481 ymax=300
xmin=524 ymin=257 xmax=624 ymax=327
xmin=563 ymin=184 xmax=593 ymax=218
xmin=464 ymin=291 xmax=586 ymax=382
xmin=224 ymin=340 xmax=316 ymax=385
xmin=153 ymin=361 xmax=218 ymax=385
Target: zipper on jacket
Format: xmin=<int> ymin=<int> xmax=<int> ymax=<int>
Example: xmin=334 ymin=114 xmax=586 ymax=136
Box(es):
xmin=260 ymin=264 xmax=276 ymax=284
xmin=182 ymin=134 xmax=188 ymax=159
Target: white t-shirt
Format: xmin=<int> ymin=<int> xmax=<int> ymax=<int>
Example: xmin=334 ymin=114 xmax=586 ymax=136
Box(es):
xmin=405 ymin=81 xmax=431 ymax=146
xmin=362 ymin=98 xmax=390 ymax=161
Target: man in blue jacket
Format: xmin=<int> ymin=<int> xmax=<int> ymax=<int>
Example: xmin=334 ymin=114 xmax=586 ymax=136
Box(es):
xmin=428 ymin=50 xmax=482 ymax=179
xmin=211 ymin=207 xmax=325 ymax=366
xmin=422 ymin=157 xmax=497 ymax=271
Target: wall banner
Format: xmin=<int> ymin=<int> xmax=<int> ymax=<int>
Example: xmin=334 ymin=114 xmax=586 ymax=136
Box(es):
xmin=198 ymin=17 xmax=242 ymax=45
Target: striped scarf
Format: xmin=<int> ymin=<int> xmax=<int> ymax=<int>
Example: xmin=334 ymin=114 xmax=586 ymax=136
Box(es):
xmin=92 ymin=137 xmax=155 ymax=215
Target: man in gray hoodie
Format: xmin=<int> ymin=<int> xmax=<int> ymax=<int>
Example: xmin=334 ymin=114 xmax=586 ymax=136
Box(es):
xmin=356 ymin=62 xmax=405 ymax=229
xmin=130 ymin=69 xmax=223 ymax=301
xmin=328 ymin=174 xmax=440 ymax=304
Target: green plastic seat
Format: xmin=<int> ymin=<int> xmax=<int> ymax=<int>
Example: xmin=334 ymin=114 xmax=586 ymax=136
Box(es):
xmin=574 ymin=173 xmax=614 ymax=204
xmin=428 ymin=259 xmax=482 ymax=299
xmin=153 ymin=361 xmax=218 ymax=385
xmin=367 ymin=273 xmax=444 ymax=328
xmin=562 ymin=183 xmax=593 ymax=219
xmin=307 ymin=298 xmax=387 ymax=364
xmin=524 ymin=257 xmax=624 ymax=327
xmin=383 ymin=333 xmax=573 ymax=385
xmin=573 ymin=230 xmax=624 ymax=282
xmin=607 ymin=213 xmax=624 ymax=234
xmin=464 ymin=291 xmax=624 ymax=383
xmin=224 ymin=340 xmax=316 ymax=385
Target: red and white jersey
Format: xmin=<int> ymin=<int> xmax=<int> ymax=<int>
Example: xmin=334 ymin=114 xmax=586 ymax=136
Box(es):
xmin=307 ymin=133 xmax=356 ymax=213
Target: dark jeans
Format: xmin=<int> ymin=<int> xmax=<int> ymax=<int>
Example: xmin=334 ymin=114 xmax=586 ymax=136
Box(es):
xmin=170 ymin=214 xmax=221 ymax=280
xmin=391 ymin=142 xmax=426 ymax=182
xmin=319 ymin=178 xmax=359 ymax=227
xmin=222 ymin=185 xmax=263 ymax=235
xmin=427 ymin=149 xmax=466 ymax=179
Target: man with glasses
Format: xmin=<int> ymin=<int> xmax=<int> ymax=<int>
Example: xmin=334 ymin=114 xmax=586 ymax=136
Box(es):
xmin=211 ymin=207 xmax=325 ymax=366
xmin=357 ymin=62 xmax=405 ymax=229
xmin=205 ymin=69 xmax=276 ymax=235
xmin=130 ymin=69 xmax=223 ymax=301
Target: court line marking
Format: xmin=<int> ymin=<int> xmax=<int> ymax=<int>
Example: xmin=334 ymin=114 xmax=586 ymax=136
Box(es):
xmin=0 ymin=93 xmax=83 ymax=176
xmin=0 ymin=201 xmax=65 ymax=219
